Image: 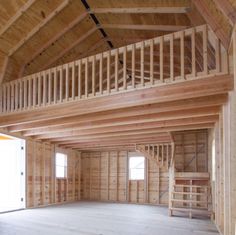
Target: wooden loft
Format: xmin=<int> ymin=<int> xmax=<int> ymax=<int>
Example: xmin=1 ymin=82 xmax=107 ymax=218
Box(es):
xmin=0 ymin=24 xmax=233 ymax=151
xmin=0 ymin=1 xmax=235 ymax=235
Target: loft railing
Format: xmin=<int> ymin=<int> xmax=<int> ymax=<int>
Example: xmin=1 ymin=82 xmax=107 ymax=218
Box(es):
xmin=0 ymin=25 xmax=228 ymax=114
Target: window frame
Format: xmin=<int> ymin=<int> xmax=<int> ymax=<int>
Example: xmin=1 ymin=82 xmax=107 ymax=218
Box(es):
xmin=55 ymin=152 xmax=68 ymax=179
xmin=129 ymin=156 xmax=145 ymax=181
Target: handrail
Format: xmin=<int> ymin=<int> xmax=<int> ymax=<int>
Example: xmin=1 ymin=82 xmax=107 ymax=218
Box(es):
xmin=0 ymin=24 xmax=228 ymax=114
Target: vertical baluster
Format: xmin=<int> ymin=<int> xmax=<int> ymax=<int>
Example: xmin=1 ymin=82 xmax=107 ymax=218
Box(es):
xmin=65 ymin=64 xmax=69 ymax=101
xmin=78 ymin=60 xmax=81 ymax=99
xmin=85 ymin=58 xmax=88 ymax=97
xmin=15 ymin=80 xmax=19 ymax=111
xmin=7 ymin=84 xmax=11 ymax=112
xmin=33 ymin=74 xmax=36 ymax=107
xmin=191 ymin=28 xmax=196 ymax=77
xmin=48 ymin=69 xmax=52 ymax=104
xmin=59 ymin=66 xmax=63 ymax=102
xmin=99 ymin=54 xmax=103 ymax=94
xmin=92 ymin=56 xmax=95 ymax=96
xmin=162 ymin=144 xmax=164 ymax=166
xmin=72 ymin=62 xmax=75 ymax=100
xmin=28 ymin=77 xmax=32 ymax=108
xmin=150 ymin=39 xmax=154 ymax=85
xmin=107 ymin=51 xmax=111 ymax=93
xmin=38 ymin=73 xmax=42 ymax=106
xmin=215 ymin=36 xmax=221 ymax=73
xmin=19 ymin=80 xmax=23 ymax=110
xmin=54 ymin=68 xmax=57 ymax=104
xmin=24 ymin=78 xmax=27 ymax=109
xmin=115 ymin=49 xmax=118 ymax=91
xmin=0 ymin=86 xmax=2 ymax=113
xmin=170 ymin=34 xmax=174 ymax=81
xmin=11 ymin=82 xmax=14 ymax=111
xmin=3 ymin=84 xmax=6 ymax=112
xmin=203 ymin=25 xmax=208 ymax=74
xmin=166 ymin=144 xmax=169 ymax=169
xmin=43 ymin=71 xmax=47 ymax=106
xmin=160 ymin=37 xmax=164 ymax=82
xmin=132 ymin=44 xmax=136 ymax=88
xmin=123 ymin=46 xmax=127 ymax=90
xmin=140 ymin=41 xmax=144 ymax=86
xmin=180 ymin=31 xmax=185 ymax=79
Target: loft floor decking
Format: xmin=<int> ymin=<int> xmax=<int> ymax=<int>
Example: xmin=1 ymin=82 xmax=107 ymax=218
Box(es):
xmin=0 ymin=201 xmax=219 ymax=235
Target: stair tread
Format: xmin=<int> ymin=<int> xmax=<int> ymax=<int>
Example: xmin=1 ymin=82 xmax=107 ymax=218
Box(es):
xmin=171 ymin=199 xmax=208 ymax=203
xmin=170 ymin=207 xmax=211 ymax=214
xmin=172 ymin=191 xmax=206 ymax=196
xmin=174 ymin=184 xmax=209 ymax=188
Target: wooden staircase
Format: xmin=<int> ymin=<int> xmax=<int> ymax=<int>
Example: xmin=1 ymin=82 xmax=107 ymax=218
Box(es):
xmin=136 ymin=143 xmax=174 ymax=169
xmin=169 ymin=172 xmax=212 ymax=218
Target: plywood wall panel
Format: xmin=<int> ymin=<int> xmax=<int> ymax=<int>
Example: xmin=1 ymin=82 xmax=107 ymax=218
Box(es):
xmin=26 ymin=140 xmax=80 ymax=208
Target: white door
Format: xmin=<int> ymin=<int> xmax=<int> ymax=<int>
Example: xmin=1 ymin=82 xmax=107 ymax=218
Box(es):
xmin=0 ymin=137 xmax=25 ymax=212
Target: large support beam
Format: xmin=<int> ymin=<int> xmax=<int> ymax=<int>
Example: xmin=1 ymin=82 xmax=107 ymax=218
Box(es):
xmin=90 ymin=7 xmax=190 ymax=14
xmin=102 ymin=24 xmax=188 ymax=32
xmin=7 ymin=94 xmax=227 ymax=133
xmin=0 ymin=74 xmax=233 ymax=128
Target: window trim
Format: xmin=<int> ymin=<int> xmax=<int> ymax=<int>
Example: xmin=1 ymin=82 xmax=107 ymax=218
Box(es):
xmin=129 ymin=156 xmax=145 ymax=180
xmin=55 ymin=152 xmax=68 ymax=179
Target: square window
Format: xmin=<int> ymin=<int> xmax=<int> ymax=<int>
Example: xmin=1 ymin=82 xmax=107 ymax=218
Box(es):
xmin=129 ymin=157 xmax=145 ymax=180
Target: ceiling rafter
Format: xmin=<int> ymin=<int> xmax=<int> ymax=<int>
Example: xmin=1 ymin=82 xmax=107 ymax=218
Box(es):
xmin=0 ymin=0 xmax=37 ymax=37
xmin=33 ymin=115 xmax=218 ymax=140
xmin=192 ymin=0 xmax=230 ymax=49
xmin=102 ymin=24 xmax=189 ymax=32
xmin=0 ymin=0 xmax=37 ymax=84
xmin=20 ymin=11 xmax=88 ymax=77
xmin=41 ymin=26 xmax=98 ymax=70
xmin=89 ymin=7 xmax=191 ymax=14
xmin=213 ymin=0 xmax=236 ymax=26
xmin=8 ymin=0 xmax=71 ymax=56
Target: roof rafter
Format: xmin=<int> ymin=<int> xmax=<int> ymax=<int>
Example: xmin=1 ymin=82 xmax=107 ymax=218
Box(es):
xmin=102 ymin=24 xmax=189 ymax=32
xmin=21 ymin=11 xmax=88 ymax=77
xmin=192 ymin=0 xmax=230 ymax=49
xmin=8 ymin=0 xmax=70 ymax=56
xmin=213 ymin=0 xmax=236 ymax=26
xmin=89 ymin=7 xmax=191 ymax=14
xmin=41 ymin=26 xmax=98 ymax=70
xmin=0 ymin=0 xmax=37 ymax=37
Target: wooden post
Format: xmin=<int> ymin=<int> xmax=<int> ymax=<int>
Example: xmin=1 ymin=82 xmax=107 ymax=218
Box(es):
xmin=170 ymin=34 xmax=174 ymax=81
xmin=107 ymin=152 xmax=110 ymax=200
xmin=99 ymin=54 xmax=103 ymax=94
xmin=92 ymin=56 xmax=95 ymax=96
xmin=53 ymin=68 xmax=57 ymax=104
xmin=150 ymin=39 xmax=154 ymax=85
xmin=71 ymin=62 xmax=75 ymax=100
xmin=140 ymin=41 xmax=144 ymax=86
xmin=132 ymin=44 xmax=135 ymax=88
xmin=107 ymin=51 xmax=111 ymax=93
xmin=191 ymin=28 xmax=196 ymax=77
xmin=160 ymin=36 xmax=164 ymax=82
xmin=123 ymin=46 xmax=127 ymax=90
xmin=85 ymin=58 xmax=88 ymax=98
xmin=78 ymin=60 xmax=81 ymax=99
xmin=115 ymin=49 xmax=119 ymax=91
xmin=180 ymin=31 xmax=185 ymax=79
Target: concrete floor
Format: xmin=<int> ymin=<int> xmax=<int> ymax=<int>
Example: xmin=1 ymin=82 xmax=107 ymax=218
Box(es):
xmin=0 ymin=201 xmax=219 ymax=235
